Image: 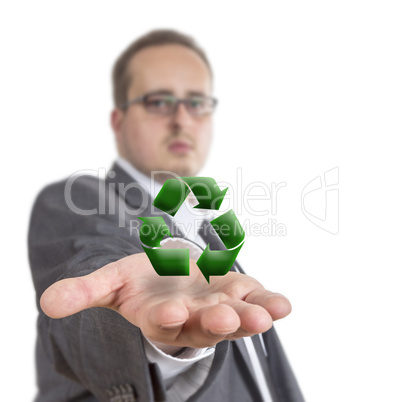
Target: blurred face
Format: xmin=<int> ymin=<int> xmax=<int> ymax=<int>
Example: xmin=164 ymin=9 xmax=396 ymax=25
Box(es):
xmin=111 ymin=44 xmax=213 ymax=183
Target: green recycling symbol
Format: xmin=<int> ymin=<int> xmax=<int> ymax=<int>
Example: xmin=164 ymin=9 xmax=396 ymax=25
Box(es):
xmin=139 ymin=177 xmax=245 ymax=283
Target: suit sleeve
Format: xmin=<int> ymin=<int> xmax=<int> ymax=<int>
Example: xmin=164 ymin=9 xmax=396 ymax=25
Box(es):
xmin=28 ymin=176 xmax=157 ymax=402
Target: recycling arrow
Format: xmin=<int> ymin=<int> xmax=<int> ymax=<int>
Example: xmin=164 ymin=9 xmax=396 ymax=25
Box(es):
xmin=138 ymin=216 xmax=171 ymax=248
xmin=197 ymin=210 xmax=245 ymax=283
xmin=153 ymin=177 xmax=228 ymax=216
xmin=138 ymin=176 xmax=244 ymax=283
xmin=139 ymin=216 xmax=189 ymax=276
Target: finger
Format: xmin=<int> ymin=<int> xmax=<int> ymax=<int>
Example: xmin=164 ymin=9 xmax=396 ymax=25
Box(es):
xmin=140 ymin=300 xmax=189 ymax=343
xmin=244 ymin=290 xmax=292 ymax=320
xmin=40 ymin=261 xmax=124 ymax=319
xmin=222 ymin=300 xmax=272 ymax=335
xmin=179 ymin=304 xmax=241 ymax=348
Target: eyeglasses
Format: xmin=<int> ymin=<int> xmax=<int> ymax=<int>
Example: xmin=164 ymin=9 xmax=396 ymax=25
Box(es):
xmin=120 ymin=92 xmax=218 ymax=116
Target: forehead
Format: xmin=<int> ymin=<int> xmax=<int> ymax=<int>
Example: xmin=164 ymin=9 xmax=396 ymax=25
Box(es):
xmin=126 ymin=44 xmax=212 ymax=97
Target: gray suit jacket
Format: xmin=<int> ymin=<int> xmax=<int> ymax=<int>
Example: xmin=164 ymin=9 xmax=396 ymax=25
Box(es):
xmin=28 ymin=163 xmax=304 ymax=402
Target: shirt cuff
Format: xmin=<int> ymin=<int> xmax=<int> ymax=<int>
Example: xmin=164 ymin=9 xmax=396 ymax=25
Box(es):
xmin=142 ymin=334 xmax=215 ymax=384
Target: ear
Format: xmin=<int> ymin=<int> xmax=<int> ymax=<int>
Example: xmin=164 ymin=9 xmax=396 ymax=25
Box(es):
xmin=111 ymin=108 xmax=124 ymax=142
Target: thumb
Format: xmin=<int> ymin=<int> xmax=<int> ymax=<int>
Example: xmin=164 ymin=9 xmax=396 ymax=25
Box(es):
xmin=40 ymin=261 xmax=124 ymax=318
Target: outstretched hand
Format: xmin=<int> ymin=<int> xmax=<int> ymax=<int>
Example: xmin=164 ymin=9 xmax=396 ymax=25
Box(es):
xmin=41 ymin=253 xmax=291 ymax=348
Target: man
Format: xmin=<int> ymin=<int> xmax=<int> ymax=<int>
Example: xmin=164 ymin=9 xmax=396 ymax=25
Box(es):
xmin=29 ymin=29 xmax=304 ymax=402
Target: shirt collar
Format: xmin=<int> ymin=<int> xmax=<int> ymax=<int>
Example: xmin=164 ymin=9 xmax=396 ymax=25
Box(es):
xmin=116 ymin=156 xmax=163 ymax=201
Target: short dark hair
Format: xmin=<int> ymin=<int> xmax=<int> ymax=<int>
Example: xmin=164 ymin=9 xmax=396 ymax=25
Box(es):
xmin=112 ymin=29 xmax=213 ymax=109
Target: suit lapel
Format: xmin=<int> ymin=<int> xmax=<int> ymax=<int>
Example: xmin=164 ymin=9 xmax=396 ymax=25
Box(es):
xmin=197 ymin=218 xmax=264 ymax=395
xmin=262 ymin=328 xmax=305 ymax=402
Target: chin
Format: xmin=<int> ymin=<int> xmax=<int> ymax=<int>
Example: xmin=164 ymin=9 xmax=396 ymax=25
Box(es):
xmin=171 ymin=167 xmax=194 ymax=177
xmin=166 ymin=159 xmax=198 ymax=177
xmin=177 ymin=163 xmax=200 ymax=177
xmin=151 ymin=164 xmax=196 ymax=184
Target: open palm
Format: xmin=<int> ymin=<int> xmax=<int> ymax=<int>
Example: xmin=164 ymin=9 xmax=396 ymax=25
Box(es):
xmin=41 ymin=253 xmax=291 ymax=348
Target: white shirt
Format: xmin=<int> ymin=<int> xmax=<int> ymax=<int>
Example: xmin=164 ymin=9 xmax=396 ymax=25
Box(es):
xmin=116 ymin=157 xmax=272 ymax=401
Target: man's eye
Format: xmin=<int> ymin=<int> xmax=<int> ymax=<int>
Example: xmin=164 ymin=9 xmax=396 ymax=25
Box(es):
xmin=147 ymin=98 xmax=171 ymax=108
xmin=189 ymin=98 xmax=205 ymax=109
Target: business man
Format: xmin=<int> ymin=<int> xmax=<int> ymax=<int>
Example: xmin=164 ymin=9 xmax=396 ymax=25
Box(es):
xmin=29 ymin=29 xmax=304 ymax=401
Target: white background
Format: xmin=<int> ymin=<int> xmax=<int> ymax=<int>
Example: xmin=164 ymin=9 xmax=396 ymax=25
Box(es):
xmin=1 ymin=1 xmax=401 ymax=401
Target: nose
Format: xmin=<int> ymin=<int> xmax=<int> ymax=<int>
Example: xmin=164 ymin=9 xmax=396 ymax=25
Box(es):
xmin=170 ymin=102 xmax=193 ymax=128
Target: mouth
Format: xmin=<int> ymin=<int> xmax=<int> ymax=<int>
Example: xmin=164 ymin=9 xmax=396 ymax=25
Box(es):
xmin=168 ymin=140 xmax=193 ymax=154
